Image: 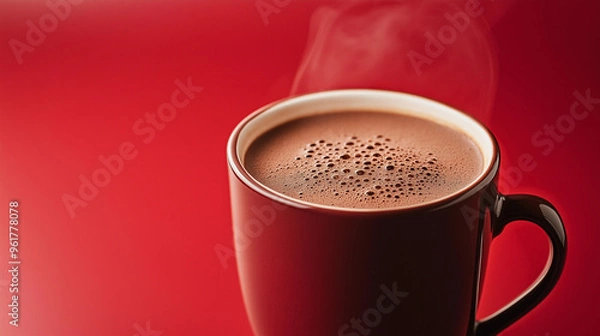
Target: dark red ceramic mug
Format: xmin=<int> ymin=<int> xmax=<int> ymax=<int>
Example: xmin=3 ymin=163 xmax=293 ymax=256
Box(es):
xmin=227 ymin=90 xmax=566 ymax=336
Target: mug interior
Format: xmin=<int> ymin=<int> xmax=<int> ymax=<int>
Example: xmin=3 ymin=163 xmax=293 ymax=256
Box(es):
xmin=229 ymin=89 xmax=496 ymax=212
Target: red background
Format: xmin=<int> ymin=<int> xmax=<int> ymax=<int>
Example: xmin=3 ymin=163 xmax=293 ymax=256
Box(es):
xmin=0 ymin=0 xmax=598 ymax=335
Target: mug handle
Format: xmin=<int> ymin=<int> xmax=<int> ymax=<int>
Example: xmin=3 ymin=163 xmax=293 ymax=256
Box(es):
xmin=475 ymin=194 xmax=567 ymax=336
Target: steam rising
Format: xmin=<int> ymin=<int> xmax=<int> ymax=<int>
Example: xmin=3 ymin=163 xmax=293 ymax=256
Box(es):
xmin=291 ymin=0 xmax=509 ymax=124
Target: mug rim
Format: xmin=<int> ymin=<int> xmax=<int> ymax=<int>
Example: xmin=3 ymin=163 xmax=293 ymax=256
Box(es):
xmin=227 ymin=89 xmax=500 ymax=215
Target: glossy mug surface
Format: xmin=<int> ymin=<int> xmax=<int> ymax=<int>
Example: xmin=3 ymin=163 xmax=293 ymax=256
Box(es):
xmin=227 ymin=90 xmax=566 ymax=336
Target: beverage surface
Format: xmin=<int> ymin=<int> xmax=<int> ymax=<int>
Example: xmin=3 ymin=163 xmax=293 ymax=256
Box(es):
xmin=245 ymin=111 xmax=483 ymax=209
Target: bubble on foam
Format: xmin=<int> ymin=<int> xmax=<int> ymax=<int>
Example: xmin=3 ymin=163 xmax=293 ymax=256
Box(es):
xmin=276 ymin=134 xmax=448 ymax=207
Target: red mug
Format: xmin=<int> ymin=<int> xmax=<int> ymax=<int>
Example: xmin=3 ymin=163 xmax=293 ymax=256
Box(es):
xmin=227 ymin=90 xmax=566 ymax=336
